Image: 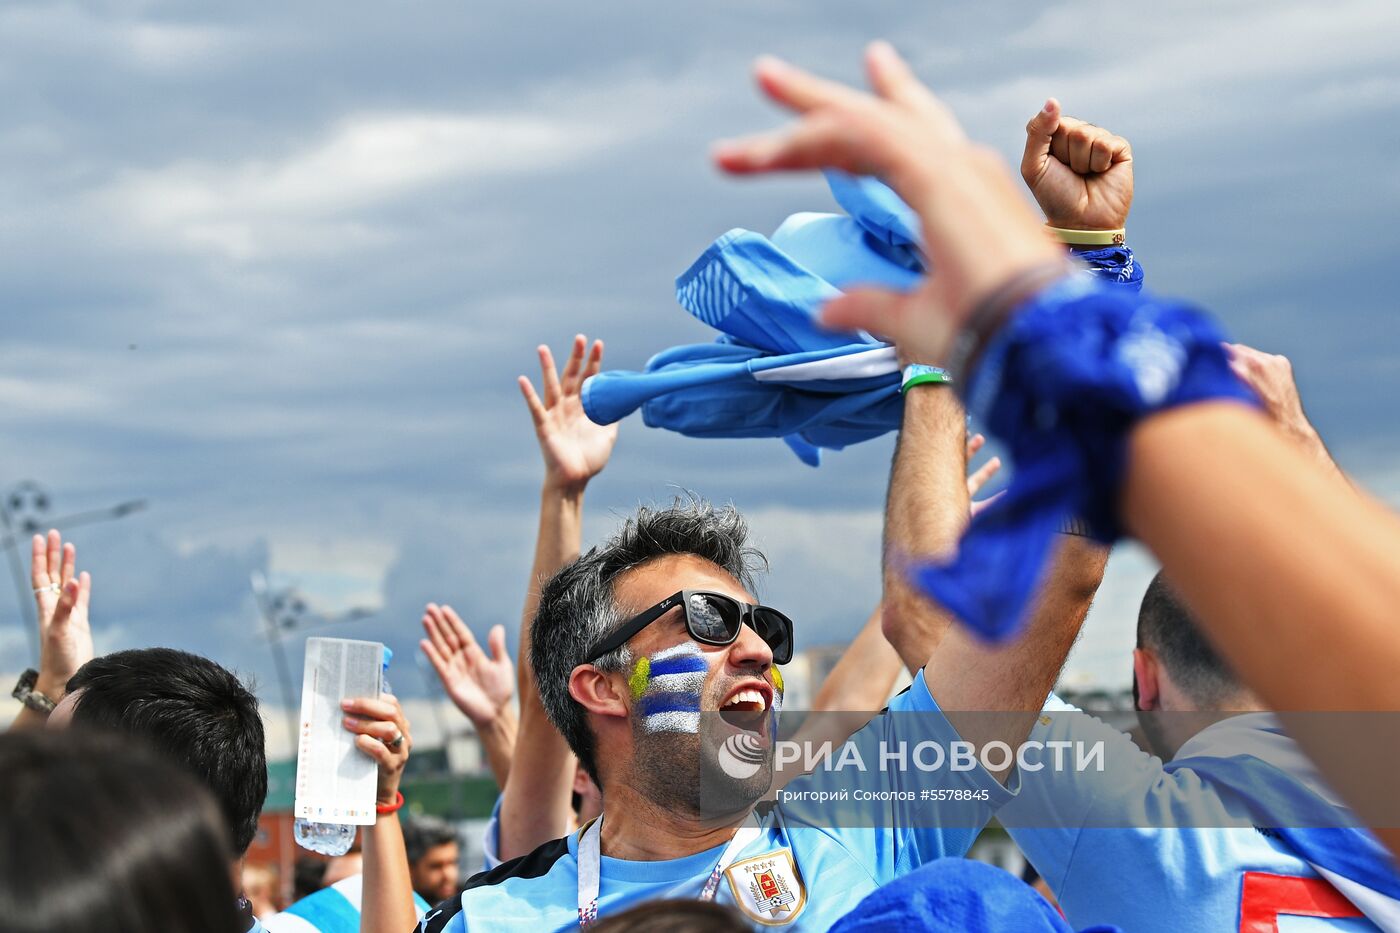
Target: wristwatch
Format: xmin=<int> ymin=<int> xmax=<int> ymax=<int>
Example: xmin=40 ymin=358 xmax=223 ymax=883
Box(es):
xmin=12 ymin=669 xmax=57 ymax=715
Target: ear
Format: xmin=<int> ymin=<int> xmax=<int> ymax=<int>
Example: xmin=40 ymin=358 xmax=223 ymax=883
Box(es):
xmin=1132 ymin=648 xmax=1161 ymax=711
xmin=569 ymin=663 xmax=630 ymax=720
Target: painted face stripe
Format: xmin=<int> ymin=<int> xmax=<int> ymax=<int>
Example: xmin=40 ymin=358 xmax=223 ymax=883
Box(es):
xmin=638 ymin=692 xmax=702 ymax=717
xmin=649 ymin=642 xmax=704 ymax=663
xmin=648 ymin=671 xmax=707 ymax=694
xmin=644 ymin=711 xmax=701 ymax=733
xmin=648 ymin=656 xmax=709 ymax=678
xmin=633 ymin=642 xmax=707 ymax=733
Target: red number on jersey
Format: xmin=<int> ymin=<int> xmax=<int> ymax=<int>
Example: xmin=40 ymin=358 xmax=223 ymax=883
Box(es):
xmin=1239 ymin=871 xmax=1363 ymax=932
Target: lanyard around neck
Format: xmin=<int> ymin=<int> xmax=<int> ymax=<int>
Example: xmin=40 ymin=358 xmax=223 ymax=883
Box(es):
xmin=576 ymin=812 xmax=763 ymax=928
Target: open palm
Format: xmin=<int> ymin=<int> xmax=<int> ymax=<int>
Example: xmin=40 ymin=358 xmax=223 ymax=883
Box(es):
xmin=420 ymin=604 xmax=514 ymax=726
xmin=519 ymin=335 xmax=619 ymax=492
xmin=31 ymin=530 xmax=93 ymax=690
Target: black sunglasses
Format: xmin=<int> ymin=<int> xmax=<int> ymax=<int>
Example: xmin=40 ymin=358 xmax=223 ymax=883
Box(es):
xmin=583 ymin=590 xmax=794 ymax=664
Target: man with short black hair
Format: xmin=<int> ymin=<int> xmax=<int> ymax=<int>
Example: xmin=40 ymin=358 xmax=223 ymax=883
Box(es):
xmin=1132 ymin=571 xmax=1260 ymax=757
xmin=55 ymin=647 xmax=269 ymax=857
xmin=403 ymin=817 xmax=461 ymax=906
xmin=45 ymin=647 xmax=273 ymax=931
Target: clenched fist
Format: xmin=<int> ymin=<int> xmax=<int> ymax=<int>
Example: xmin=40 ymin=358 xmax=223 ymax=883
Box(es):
xmin=1021 ymin=99 xmax=1133 ymax=232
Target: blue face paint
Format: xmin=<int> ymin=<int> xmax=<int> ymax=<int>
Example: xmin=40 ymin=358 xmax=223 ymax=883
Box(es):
xmin=630 ymin=642 xmax=707 ymax=734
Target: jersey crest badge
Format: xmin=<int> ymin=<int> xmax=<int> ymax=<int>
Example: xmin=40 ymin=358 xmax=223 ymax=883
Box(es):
xmin=724 ymin=850 xmax=806 ymax=925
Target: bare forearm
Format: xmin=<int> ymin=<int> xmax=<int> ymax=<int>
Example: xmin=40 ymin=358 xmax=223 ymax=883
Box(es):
xmin=498 ymin=700 xmax=578 ymax=860
xmin=1288 ymin=420 xmax=1351 ymax=487
xmin=928 ymin=536 xmax=1107 ymax=708
xmin=924 ymin=536 xmax=1108 ymax=782
xmin=518 ymin=485 xmax=585 ymax=691
xmin=883 ymin=364 xmax=1109 ymax=784
xmin=498 ymin=482 xmax=586 ymax=860
xmin=359 ymin=812 xmax=417 ymax=933
xmin=881 ymin=387 xmax=969 ymax=672
xmin=472 ymin=707 xmax=518 ymax=790
xmin=513 ymin=481 xmax=583 ymax=760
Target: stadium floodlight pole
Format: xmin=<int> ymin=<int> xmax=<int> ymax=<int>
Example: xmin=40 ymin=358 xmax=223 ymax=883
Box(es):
xmin=0 ymin=481 xmax=147 ymax=663
xmin=250 ymin=571 xmax=376 ymax=754
xmin=250 ymin=571 xmax=302 ymax=749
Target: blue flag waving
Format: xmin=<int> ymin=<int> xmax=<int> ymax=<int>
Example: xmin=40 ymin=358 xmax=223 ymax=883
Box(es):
xmin=581 ymin=172 xmax=1142 ymax=465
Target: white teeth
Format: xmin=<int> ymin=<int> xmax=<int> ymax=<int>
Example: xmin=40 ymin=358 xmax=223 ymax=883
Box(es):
xmin=723 ymin=689 xmax=767 ymax=711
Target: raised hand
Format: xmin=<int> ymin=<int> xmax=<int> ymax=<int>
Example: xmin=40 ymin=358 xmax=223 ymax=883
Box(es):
xmin=30 ymin=530 xmax=93 ymax=696
xmin=518 ymin=335 xmax=619 ymax=493
xmin=713 ymin=42 xmax=1065 ymax=366
xmin=1225 ymin=344 xmax=1312 ymax=438
xmin=1021 ymin=100 xmax=1133 ymax=232
xmin=420 ymin=604 xmax=514 ymax=727
xmin=1225 ymin=343 xmax=1339 ymax=475
xmin=341 ymin=693 xmax=412 ymax=806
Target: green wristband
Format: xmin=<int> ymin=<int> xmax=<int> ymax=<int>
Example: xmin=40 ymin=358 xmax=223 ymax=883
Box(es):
xmin=901 ymin=364 xmax=952 ymax=393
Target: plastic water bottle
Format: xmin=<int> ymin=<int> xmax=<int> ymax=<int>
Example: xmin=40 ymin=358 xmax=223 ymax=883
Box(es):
xmin=293 ymin=814 xmax=357 ymax=856
xmin=293 ymin=647 xmax=393 ymax=856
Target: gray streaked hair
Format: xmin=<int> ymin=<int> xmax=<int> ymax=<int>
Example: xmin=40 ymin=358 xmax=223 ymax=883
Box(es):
xmin=530 ymin=498 xmax=767 ymax=785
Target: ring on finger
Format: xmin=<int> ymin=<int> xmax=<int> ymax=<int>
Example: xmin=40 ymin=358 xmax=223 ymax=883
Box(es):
xmin=385 ymin=732 xmax=404 ymax=750
xmin=32 ymin=583 xmax=60 ymax=595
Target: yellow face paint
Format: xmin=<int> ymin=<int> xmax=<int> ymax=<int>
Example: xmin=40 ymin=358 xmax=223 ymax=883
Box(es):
xmin=771 ymin=665 xmax=784 ymax=694
xmin=628 ymin=656 xmax=651 ymax=700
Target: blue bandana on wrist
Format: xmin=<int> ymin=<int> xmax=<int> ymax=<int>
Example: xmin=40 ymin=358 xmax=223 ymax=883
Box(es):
xmin=910 ymin=274 xmax=1259 ymax=641
xmin=1069 ymin=244 xmax=1143 ymax=291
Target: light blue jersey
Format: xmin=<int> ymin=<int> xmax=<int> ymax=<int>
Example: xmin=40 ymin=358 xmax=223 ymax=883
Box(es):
xmin=421 ymin=671 xmax=1011 ymax=931
xmin=263 ymin=875 xmax=431 ymax=932
xmin=479 ymin=794 xmax=504 ymax=872
xmin=1001 ymin=697 xmax=1383 ymax=932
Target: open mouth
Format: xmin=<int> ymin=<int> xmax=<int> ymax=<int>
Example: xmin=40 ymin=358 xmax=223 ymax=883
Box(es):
xmin=721 ymin=688 xmax=768 ymax=714
xmin=718 ymin=683 xmax=773 ymax=733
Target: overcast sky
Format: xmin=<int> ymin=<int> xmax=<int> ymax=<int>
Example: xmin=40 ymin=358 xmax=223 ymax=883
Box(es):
xmin=2 ymin=0 xmax=1398 ymax=721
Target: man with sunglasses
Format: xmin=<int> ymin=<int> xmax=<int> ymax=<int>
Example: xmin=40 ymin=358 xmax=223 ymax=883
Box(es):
xmin=416 ymin=488 xmax=1088 ymax=932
